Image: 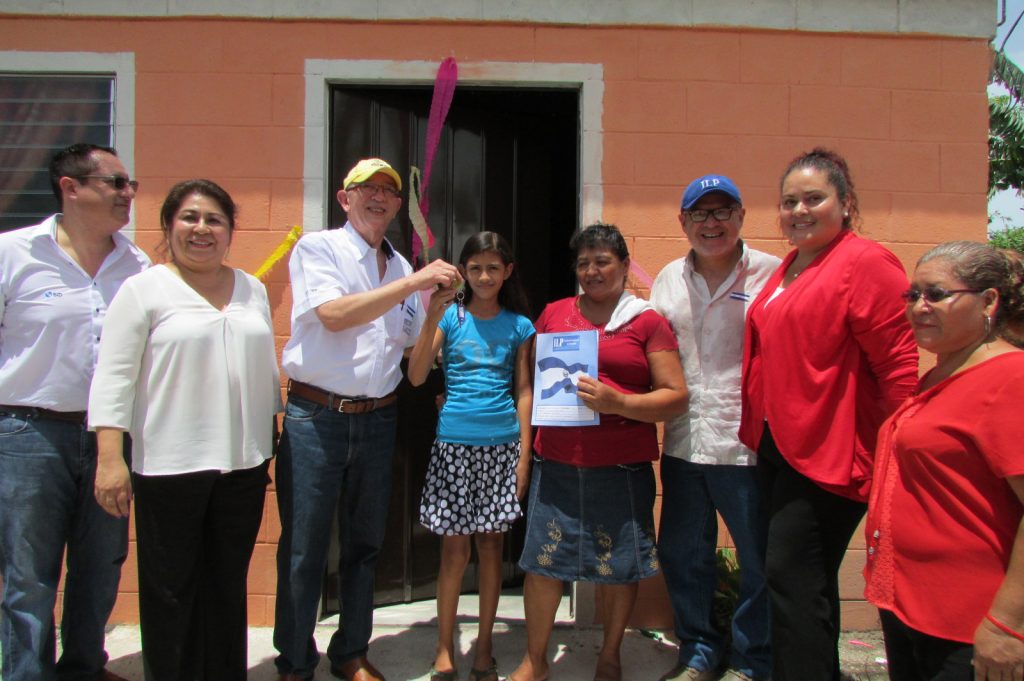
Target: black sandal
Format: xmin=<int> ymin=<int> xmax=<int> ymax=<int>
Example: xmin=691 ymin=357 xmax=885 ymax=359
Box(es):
xmin=469 ymin=659 xmax=498 ymax=681
xmin=430 ymin=667 xmax=459 ymax=681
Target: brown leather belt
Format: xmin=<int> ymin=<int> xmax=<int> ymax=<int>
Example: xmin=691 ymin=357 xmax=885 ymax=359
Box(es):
xmin=0 ymin=405 xmax=87 ymax=424
xmin=287 ymin=380 xmax=397 ymax=415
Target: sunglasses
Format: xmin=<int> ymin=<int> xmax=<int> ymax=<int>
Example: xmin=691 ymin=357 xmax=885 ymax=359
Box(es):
xmin=76 ymin=175 xmax=140 ymax=192
xmin=900 ymin=286 xmax=984 ymax=304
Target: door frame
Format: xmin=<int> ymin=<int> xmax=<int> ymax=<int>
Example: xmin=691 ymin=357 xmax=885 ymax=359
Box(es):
xmin=299 ymin=58 xmax=605 ymax=625
xmin=301 ymin=58 xmax=605 ymax=236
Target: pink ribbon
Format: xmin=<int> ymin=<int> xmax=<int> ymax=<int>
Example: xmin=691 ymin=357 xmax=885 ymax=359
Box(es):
xmin=411 ymin=57 xmax=458 ymax=262
xmin=629 ymin=259 xmax=655 ymax=290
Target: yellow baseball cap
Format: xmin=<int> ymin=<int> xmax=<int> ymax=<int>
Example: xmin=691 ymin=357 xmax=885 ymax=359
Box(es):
xmin=342 ymin=158 xmax=402 ymax=191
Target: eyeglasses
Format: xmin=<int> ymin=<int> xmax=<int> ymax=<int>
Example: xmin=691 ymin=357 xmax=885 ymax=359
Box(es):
xmin=900 ymin=287 xmax=984 ymax=304
xmin=685 ymin=207 xmax=737 ymax=222
xmin=76 ymin=175 xmax=139 ymax=192
xmin=349 ymin=183 xmax=401 ymax=199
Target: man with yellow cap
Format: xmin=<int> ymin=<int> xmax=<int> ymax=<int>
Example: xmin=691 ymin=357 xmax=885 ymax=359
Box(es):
xmin=274 ymin=159 xmax=461 ymax=681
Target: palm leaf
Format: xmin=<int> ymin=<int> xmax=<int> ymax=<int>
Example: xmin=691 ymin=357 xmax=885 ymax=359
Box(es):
xmin=990 ymin=52 xmax=1024 ymax=196
xmin=993 ymin=51 xmax=1024 ymax=104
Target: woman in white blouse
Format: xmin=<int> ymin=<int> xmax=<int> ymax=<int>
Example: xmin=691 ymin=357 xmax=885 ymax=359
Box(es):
xmin=89 ymin=179 xmax=282 ymax=681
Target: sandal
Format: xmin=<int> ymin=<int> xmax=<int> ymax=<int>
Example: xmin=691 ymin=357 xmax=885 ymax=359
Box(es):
xmin=469 ymin=658 xmax=499 ymax=681
xmin=430 ymin=667 xmax=459 ymax=681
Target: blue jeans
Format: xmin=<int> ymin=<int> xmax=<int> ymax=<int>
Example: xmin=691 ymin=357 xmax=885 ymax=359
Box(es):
xmin=273 ymin=396 xmax=397 ymax=678
xmin=0 ymin=413 xmax=128 ymax=681
xmin=658 ymin=456 xmax=771 ymax=680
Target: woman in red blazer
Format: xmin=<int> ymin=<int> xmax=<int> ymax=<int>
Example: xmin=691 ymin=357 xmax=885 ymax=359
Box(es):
xmin=739 ymin=148 xmax=919 ymax=681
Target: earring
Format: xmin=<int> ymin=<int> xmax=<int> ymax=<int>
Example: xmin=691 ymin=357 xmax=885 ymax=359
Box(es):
xmin=984 ymin=314 xmax=992 ymax=338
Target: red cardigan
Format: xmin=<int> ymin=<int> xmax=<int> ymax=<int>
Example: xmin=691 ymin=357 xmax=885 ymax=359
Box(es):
xmin=739 ymin=230 xmax=918 ymax=501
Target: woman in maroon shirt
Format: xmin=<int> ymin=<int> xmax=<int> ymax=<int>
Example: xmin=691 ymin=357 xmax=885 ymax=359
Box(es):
xmin=739 ymin=149 xmax=918 ymax=680
xmin=507 ymin=223 xmax=687 ymax=681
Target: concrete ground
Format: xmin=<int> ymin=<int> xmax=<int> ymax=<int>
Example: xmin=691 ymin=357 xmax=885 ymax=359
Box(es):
xmin=88 ymin=594 xmax=891 ymax=681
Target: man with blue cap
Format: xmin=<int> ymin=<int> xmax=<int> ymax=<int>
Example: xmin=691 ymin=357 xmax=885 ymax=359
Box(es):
xmin=651 ymin=174 xmax=780 ymax=681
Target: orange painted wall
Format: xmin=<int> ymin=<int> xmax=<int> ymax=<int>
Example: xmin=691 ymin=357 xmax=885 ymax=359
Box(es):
xmin=0 ymin=14 xmax=992 ymax=630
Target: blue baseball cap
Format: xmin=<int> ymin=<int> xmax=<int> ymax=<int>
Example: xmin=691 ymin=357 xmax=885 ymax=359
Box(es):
xmin=681 ymin=174 xmax=742 ymax=210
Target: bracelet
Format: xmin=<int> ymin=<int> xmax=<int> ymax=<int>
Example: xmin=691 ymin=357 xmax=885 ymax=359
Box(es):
xmin=985 ymin=613 xmax=1024 ymax=643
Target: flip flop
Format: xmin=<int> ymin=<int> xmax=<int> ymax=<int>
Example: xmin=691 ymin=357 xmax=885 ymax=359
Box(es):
xmin=430 ymin=667 xmax=459 ymax=681
xmin=469 ymin=659 xmax=498 ymax=681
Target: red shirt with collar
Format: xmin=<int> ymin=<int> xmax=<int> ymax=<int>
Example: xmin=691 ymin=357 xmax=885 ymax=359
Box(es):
xmin=865 ymin=353 xmax=1024 ymax=642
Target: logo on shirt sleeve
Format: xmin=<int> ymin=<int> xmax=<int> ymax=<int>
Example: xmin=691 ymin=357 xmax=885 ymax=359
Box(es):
xmin=401 ymin=298 xmax=417 ymax=336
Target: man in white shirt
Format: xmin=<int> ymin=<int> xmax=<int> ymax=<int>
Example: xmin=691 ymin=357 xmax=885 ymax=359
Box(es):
xmin=650 ymin=175 xmax=780 ymax=681
xmin=0 ymin=143 xmax=150 ymax=681
xmin=273 ymin=158 xmax=461 ymax=681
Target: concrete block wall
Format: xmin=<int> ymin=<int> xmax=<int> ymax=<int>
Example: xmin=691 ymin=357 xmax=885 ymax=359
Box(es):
xmin=0 ymin=5 xmax=992 ymax=631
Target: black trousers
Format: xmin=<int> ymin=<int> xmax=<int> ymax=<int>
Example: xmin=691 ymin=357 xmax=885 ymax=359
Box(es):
xmin=757 ymin=427 xmax=866 ymax=681
xmin=880 ymin=610 xmax=974 ymax=681
xmin=133 ymin=460 xmax=270 ymax=681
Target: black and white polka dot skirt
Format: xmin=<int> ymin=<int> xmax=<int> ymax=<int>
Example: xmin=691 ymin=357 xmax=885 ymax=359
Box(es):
xmin=419 ymin=440 xmax=523 ymax=536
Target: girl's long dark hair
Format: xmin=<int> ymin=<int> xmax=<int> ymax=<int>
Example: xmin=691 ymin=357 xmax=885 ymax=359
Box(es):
xmin=458 ymin=231 xmax=530 ymax=318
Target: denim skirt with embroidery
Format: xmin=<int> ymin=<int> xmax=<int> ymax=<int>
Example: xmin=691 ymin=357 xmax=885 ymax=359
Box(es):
xmin=517 ymin=456 xmax=660 ymax=584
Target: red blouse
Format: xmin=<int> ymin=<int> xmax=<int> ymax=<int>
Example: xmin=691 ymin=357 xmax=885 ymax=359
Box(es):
xmin=739 ymin=230 xmax=918 ymax=501
xmin=533 ymin=297 xmax=678 ymax=467
xmin=864 ymin=353 xmax=1024 ymax=642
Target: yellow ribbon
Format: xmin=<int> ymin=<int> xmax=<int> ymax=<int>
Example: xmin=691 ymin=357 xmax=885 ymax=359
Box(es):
xmin=254 ymin=225 xmax=303 ymax=281
xmin=408 ymin=167 xmax=432 ymax=263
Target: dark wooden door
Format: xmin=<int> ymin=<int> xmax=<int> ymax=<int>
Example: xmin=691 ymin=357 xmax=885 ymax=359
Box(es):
xmin=323 ymin=85 xmax=579 ymax=611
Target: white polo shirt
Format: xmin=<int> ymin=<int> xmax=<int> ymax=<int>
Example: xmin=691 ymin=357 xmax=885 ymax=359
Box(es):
xmin=0 ymin=215 xmax=151 ymax=411
xmin=281 ymin=223 xmax=425 ymax=398
xmin=650 ymin=243 xmax=779 ymax=466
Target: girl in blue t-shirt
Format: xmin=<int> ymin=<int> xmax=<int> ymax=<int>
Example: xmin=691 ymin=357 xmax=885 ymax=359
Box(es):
xmin=408 ymin=231 xmax=535 ymax=681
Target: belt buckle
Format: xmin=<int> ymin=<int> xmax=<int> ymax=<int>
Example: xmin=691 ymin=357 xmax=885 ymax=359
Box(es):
xmin=334 ymin=397 xmax=354 ymax=413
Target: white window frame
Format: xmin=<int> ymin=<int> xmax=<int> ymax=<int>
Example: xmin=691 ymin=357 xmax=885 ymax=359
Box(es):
xmin=0 ymin=50 xmax=136 ymax=237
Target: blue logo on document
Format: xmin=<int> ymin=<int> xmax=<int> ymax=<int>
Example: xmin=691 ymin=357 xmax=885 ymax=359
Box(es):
xmin=552 ymin=335 xmax=580 ymax=352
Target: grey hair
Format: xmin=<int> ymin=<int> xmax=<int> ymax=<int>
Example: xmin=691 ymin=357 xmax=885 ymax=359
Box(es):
xmin=918 ymin=241 xmax=1024 ymax=346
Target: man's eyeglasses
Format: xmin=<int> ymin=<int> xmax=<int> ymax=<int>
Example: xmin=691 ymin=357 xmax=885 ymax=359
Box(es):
xmin=685 ymin=207 xmax=737 ymax=222
xmin=76 ymin=175 xmax=139 ymax=192
xmin=350 ymin=183 xmax=401 ymax=199
xmin=900 ymin=287 xmax=984 ymax=304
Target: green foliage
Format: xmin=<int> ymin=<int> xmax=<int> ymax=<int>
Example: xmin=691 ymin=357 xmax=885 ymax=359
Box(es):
xmin=712 ymin=548 xmax=741 ymax=637
xmin=995 ymin=51 xmax=1024 ymax=103
xmin=990 ymin=52 xmax=1024 ymax=198
xmin=989 ymin=225 xmax=1024 ymax=252
xmin=990 ymin=95 xmax=1024 ymax=196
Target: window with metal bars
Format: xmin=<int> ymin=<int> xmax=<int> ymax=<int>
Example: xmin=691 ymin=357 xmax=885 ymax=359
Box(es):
xmin=0 ymin=74 xmax=114 ymax=232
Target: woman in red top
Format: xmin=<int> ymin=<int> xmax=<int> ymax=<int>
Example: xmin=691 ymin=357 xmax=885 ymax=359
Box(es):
xmin=865 ymin=241 xmax=1024 ymax=681
xmin=739 ymin=149 xmax=919 ymax=680
xmin=507 ymin=223 xmax=688 ymax=681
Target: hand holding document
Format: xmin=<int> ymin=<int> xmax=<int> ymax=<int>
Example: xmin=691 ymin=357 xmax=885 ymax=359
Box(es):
xmin=531 ymin=330 xmax=600 ymax=427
